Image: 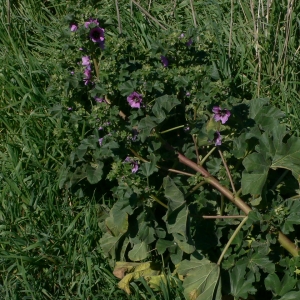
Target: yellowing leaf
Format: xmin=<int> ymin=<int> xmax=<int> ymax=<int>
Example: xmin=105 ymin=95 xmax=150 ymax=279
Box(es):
xmin=115 ymin=261 xmax=161 ymax=294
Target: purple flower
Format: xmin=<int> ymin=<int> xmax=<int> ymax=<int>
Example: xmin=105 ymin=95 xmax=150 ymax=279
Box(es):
xmin=67 ymin=107 xmax=73 ymax=111
xmin=127 ymin=92 xmax=143 ymax=108
xmin=161 ymin=55 xmax=169 ymax=67
xmin=123 ymin=157 xmax=139 ymax=173
xmin=186 ymin=91 xmax=191 ymax=97
xmin=99 ymin=126 xmax=103 ymax=130
xmin=214 ymin=131 xmax=222 ymax=146
xmin=180 ymin=33 xmax=184 ymax=38
xmin=89 ymin=27 xmax=105 ymax=43
xmin=82 ymin=56 xmax=91 ymax=66
xmin=187 ymin=38 xmax=193 ymax=47
xmin=70 ymin=24 xmax=78 ymax=32
xmin=83 ymin=67 xmax=92 ymax=85
xmin=131 ymin=129 xmax=138 ymax=141
xmin=95 ymin=96 xmax=104 ymax=103
xmin=212 ymin=106 xmax=231 ymax=124
xmin=99 ymin=138 xmax=103 ymax=146
xmin=84 ymin=18 xmax=99 ymax=28
xmin=131 ymin=161 xmax=139 ymax=173
xmin=184 ymin=126 xmax=190 ymax=132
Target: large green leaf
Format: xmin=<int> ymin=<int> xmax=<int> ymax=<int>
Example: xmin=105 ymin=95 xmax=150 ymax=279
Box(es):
xmin=100 ymin=233 xmax=122 ymax=259
xmin=163 ymin=176 xmax=185 ymax=212
xmin=166 ymin=205 xmax=188 ymax=235
xmin=230 ymin=263 xmax=256 ymax=299
xmin=272 ymin=136 xmax=300 ymax=179
xmin=281 ymin=200 xmax=300 ymax=234
xmin=128 ymin=242 xmax=149 ymax=261
xmin=177 ymin=258 xmax=221 ymax=300
xmin=138 ymin=116 xmax=158 ymax=142
xmin=241 ymin=153 xmax=271 ymax=195
xmin=279 ymin=291 xmax=300 ymax=300
xmin=173 ymin=233 xmax=195 ymax=254
xmin=86 ymin=161 xmax=104 ymax=184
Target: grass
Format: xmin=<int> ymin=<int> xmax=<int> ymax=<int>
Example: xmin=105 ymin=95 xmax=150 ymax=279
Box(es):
xmin=0 ymin=0 xmax=299 ymax=298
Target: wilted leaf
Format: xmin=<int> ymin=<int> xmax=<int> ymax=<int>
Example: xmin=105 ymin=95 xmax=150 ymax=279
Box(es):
xmin=116 ymin=261 xmax=161 ymax=294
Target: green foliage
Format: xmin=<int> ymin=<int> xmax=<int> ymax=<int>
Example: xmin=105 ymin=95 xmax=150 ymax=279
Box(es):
xmin=2 ymin=0 xmax=300 ymax=299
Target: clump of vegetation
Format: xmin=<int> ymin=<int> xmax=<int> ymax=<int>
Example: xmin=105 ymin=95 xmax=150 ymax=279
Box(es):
xmin=1 ymin=0 xmax=300 ymax=299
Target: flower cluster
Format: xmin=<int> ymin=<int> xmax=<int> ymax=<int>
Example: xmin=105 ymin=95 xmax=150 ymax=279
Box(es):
xmin=82 ymin=56 xmax=92 ymax=85
xmin=212 ymin=106 xmax=231 ymax=146
xmin=70 ymin=18 xmax=105 ymax=85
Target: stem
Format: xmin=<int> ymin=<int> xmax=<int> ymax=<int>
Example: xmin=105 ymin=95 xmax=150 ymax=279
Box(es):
xmin=131 ymin=0 xmax=167 ymax=30
xmin=93 ymin=59 xmax=99 ymax=79
xmin=160 ymin=125 xmax=184 ymax=134
xmin=185 ymin=181 xmax=207 ymax=199
xmin=218 ymin=149 xmax=236 ymax=194
xmin=220 ymin=194 xmax=225 ymax=215
xmin=7 ymin=0 xmax=10 ymax=31
xmin=189 ymin=0 xmax=197 ymax=27
xmin=200 ymin=147 xmax=216 ymax=165
xmin=150 ymin=194 xmax=168 ymax=209
xmin=192 ymin=135 xmax=200 ymax=165
xmin=161 ymin=142 xmax=299 ymax=257
xmin=115 ymin=0 xmax=122 ymax=34
xmin=217 ymin=217 xmax=248 ymax=265
xmin=203 ymin=215 xmax=246 ymax=219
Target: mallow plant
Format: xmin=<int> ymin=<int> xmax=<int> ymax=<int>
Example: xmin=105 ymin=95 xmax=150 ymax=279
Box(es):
xmin=48 ymin=13 xmax=300 ymax=299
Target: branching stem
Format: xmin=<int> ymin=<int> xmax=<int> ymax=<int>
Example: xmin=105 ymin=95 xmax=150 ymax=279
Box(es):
xmin=203 ymin=215 xmax=246 ymax=219
xmin=160 ymin=125 xmax=184 ymax=134
xmin=200 ymin=147 xmax=216 ymax=165
xmin=217 ymin=217 xmax=248 ymax=265
xmin=150 ymin=194 xmax=168 ymax=209
xmin=218 ymin=149 xmax=236 ymax=194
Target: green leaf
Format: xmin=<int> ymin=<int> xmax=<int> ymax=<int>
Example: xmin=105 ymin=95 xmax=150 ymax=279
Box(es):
xmin=279 ymin=291 xmax=300 ymax=300
xmin=173 ymin=233 xmax=195 ymax=254
xmin=138 ymin=116 xmax=158 ymax=142
xmin=138 ymin=222 xmax=156 ymax=244
xmin=156 ymin=239 xmax=174 ymax=255
xmin=166 ymin=205 xmax=188 ymax=236
xmin=128 ymin=242 xmax=149 ymax=261
xmin=163 ymin=176 xmax=185 ymax=212
xmin=100 ymin=233 xmax=122 ymax=259
xmin=241 ymin=153 xmax=271 ymax=195
xmin=265 ymin=273 xmax=281 ymax=295
xmin=177 ymin=258 xmax=221 ymax=300
xmin=272 ymin=136 xmax=300 ymax=180
xmin=152 ymin=95 xmax=180 ymax=123
xmin=230 ymin=264 xmax=256 ymax=299
xmin=118 ymin=80 xmax=137 ymax=96
xmin=249 ymin=98 xmax=269 ymax=120
xmin=86 ymin=161 xmax=104 ymax=184
xmin=247 ymin=251 xmax=275 ymax=274
xmin=140 ymin=160 xmax=158 ymax=177
xmin=281 ymin=199 xmax=300 ymax=234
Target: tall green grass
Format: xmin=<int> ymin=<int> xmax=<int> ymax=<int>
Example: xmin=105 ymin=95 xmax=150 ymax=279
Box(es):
xmin=0 ymin=0 xmax=299 ymax=298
